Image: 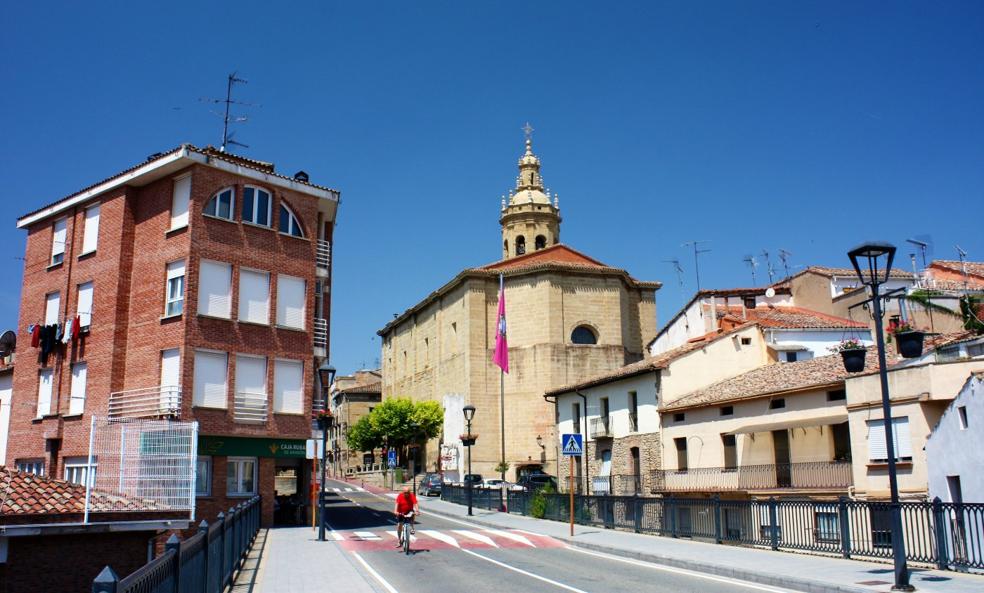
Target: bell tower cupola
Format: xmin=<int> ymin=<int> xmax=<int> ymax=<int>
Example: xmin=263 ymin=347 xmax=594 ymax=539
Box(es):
xmin=500 ymin=123 xmax=562 ymax=259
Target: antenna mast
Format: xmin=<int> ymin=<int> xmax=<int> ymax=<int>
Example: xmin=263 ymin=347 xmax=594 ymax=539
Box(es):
xmin=201 ymin=72 xmax=256 ymax=152
xmin=905 ymin=238 xmax=929 ymax=272
xmin=761 ymin=250 xmax=775 ymax=283
xmin=743 ymin=255 xmax=758 ymax=285
xmin=662 ymin=259 xmax=685 ymax=300
xmin=956 ymin=245 xmax=969 ymax=289
xmin=682 ymin=240 xmax=711 ymax=290
xmin=778 ymin=249 xmax=793 ymax=279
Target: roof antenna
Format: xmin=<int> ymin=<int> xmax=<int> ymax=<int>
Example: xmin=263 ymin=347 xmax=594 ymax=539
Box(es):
xmin=662 ymin=258 xmax=685 ymax=300
xmin=778 ymin=249 xmax=793 ymax=279
xmin=956 ymin=245 xmax=969 ymax=289
xmin=760 ymin=249 xmax=775 ymax=283
xmin=905 ymin=238 xmax=929 ymax=272
xmin=682 ymin=240 xmax=711 ymax=291
xmin=201 ymin=72 xmax=259 ymax=152
xmin=743 ymin=255 xmax=759 ymax=285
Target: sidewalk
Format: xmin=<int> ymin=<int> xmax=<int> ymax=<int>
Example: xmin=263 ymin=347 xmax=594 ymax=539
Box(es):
xmin=415 ymin=494 xmax=984 ymax=593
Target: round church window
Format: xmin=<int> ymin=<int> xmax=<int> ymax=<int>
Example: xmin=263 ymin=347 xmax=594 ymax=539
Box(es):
xmin=571 ymin=325 xmax=597 ymax=345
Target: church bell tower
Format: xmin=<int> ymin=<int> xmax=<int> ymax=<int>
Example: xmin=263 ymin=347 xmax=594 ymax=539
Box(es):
xmin=499 ymin=124 xmax=562 ymax=259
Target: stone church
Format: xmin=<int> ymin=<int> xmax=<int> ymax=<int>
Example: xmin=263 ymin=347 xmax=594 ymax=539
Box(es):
xmin=377 ymin=135 xmax=660 ymax=481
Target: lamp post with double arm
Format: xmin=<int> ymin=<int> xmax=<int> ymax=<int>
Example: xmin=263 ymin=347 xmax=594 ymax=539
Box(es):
xmin=316 ymin=362 xmax=336 ymax=542
xmin=847 ymin=242 xmax=913 ymax=592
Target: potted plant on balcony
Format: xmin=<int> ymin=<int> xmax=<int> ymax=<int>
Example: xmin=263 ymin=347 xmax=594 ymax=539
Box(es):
xmin=832 ymin=338 xmax=867 ymax=372
xmin=887 ymin=318 xmax=924 ymax=359
xmin=315 ymin=410 xmax=334 ymax=431
xmin=460 ymin=433 xmax=478 ymax=446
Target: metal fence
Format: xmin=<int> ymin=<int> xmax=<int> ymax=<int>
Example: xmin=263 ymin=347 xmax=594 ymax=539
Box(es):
xmin=442 ymin=485 xmax=984 ymax=571
xmin=91 ymin=496 xmax=262 ymax=593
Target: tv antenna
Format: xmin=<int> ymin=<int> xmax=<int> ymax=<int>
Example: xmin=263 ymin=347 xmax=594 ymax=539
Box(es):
xmin=662 ymin=259 xmax=685 ymax=299
xmin=956 ymin=245 xmax=969 ymax=288
xmin=201 ymin=72 xmax=259 ymax=152
xmin=905 ymin=238 xmax=929 ymax=271
xmin=682 ymin=240 xmax=711 ymax=290
xmin=778 ymin=249 xmax=793 ymax=279
xmin=761 ymin=249 xmax=775 ymax=283
xmin=743 ymin=255 xmax=759 ymax=285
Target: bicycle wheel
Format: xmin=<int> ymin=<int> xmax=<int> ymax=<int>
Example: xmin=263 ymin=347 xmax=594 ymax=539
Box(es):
xmin=403 ymin=522 xmax=411 ymax=555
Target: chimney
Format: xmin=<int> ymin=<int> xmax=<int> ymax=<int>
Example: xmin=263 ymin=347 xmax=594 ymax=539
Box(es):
xmin=294 ymin=170 xmax=309 ymax=182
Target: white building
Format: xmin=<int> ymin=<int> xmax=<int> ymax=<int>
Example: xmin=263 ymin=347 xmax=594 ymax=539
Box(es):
xmin=926 ymin=371 xmax=984 ymax=503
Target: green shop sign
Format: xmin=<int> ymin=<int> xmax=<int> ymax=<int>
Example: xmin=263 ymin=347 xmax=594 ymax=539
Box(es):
xmin=198 ymin=435 xmax=308 ymax=458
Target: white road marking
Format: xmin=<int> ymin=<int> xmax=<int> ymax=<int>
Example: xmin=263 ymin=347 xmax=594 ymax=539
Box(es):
xmin=484 ymin=528 xmax=536 ymax=547
xmin=352 ymin=552 xmax=400 ymax=593
xmin=330 ymin=531 xmax=344 ymax=541
xmin=345 ymin=487 xmax=355 ymax=492
xmin=333 ymin=487 xmax=341 ymax=492
xmin=460 ymin=549 xmax=592 ymax=593
xmin=354 ymin=531 xmax=381 ymax=540
xmin=566 ymin=546 xmax=796 ymax=593
xmin=386 ymin=530 xmax=416 ymax=542
xmin=420 ymin=529 xmax=460 ymax=547
xmin=452 ymin=529 xmax=499 ymax=547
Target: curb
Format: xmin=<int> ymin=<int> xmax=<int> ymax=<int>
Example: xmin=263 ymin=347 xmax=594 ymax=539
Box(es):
xmin=422 ymin=503 xmax=874 ymax=593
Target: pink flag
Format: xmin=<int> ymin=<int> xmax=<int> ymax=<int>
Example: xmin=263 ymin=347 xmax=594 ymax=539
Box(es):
xmin=492 ymin=275 xmax=509 ymax=373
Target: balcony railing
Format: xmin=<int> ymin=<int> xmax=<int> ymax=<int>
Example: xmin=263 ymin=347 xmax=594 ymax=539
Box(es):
xmin=234 ymin=391 xmax=268 ymax=424
xmin=590 ymin=416 xmax=613 ymax=438
xmin=652 ymin=461 xmax=853 ymax=493
xmin=108 ymin=385 xmax=181 ymax=419
xmin=592 ymin=474 xmax=643 ymax=495
xmin=316 ymin=240 xmax=331 ymax=271
xmin=314 ymin=318 xmax=328 ymax=349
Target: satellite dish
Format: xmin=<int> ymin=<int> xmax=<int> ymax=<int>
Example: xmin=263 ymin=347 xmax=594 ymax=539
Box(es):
xmin=765 ymin=288 xmax=776 ymax=298
xmin=0 ymin=330 xmax=16 ymax=356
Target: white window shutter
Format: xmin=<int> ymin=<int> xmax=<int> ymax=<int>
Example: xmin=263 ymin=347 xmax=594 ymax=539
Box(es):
xmin=198 ymin=260 xmax=231 ymax=318
xmin=239 ymin=270 xmax=269 ymax=324
xmin=171 ymin=175 xmax=191 ymax=229
xmin=235 ymin=355 xmax=267 ymax=396
xmin=276 ymin=275 xmax=306 ymax=329
xmin=69 ymin=363 xmax=87 ymax=415
xmin=868 ymin=420 xmax=887 ymax=461
xmin=37 ymin=369 xmax=53 ymax=416
xmin=45 ymin=293 xmax=61 ymax=325
xmin=193 ymin=351 xmax=228 ymax=408
xmin=81 ymin=205 xmax=100 ymax=253
xmin=167 ymin=260 xmax=186 ymax=280
xmin=77 ymin=282 xmax=93 ymax=328
xmin=52 ymin=219 xmax=67 ymax=259
xmin=893 ymin=417 xmax=912 ymax=459
xmin=274 ymin=360 xmax=303 ymax=413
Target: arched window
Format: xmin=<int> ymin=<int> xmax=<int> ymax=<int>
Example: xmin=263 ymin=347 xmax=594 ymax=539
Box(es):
xmin=204 ymin=187 xmax=235 ymax=220
xmin=571 ymin=325 xmax=597 ymax=345
xmin=515 ymin=236 xmax=526 ymax=255
xmin=279 ymin=203 xmax=305 ymax=237
xmin=535 ymin=235 xmax=547 ymax=250
xmin=242 ymin=186 xmax=272 ymax=227
xmin=503 ymin=239 xmax=509 ymax=254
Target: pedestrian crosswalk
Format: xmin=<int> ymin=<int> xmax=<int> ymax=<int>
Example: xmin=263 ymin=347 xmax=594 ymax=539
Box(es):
xmin=330 ymin=487 xmax=365 ymax=493
xmin=333 ymin=528 xmax=563 ymax=552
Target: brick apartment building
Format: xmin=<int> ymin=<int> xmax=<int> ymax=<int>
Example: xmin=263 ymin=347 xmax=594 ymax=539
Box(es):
xmin=5 ymin=144 xmax=338 ymax=527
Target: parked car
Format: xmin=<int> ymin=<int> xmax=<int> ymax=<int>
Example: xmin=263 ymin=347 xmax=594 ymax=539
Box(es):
xmin=516 ymin=473 xmax=558 ymax=492
xmin=481 ymin=478 xmax=510 ymax=489
xmin=418 ymin=473 xmax=443 ymax=496
xmin=462 ymin=473 xmax=483 ymax=486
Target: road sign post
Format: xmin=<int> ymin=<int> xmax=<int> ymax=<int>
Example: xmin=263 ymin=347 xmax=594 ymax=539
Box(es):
xmin=561 ymin=433 xmax=583 ymax=537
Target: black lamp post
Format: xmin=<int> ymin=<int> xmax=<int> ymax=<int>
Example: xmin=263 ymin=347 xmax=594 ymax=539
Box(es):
xmin=847 ymin=242 xmax=913 ymax=592
xmin=462 ymin=404 xmax=476 ymax=516
xmin=316 ymin=362 xmax=336 ymax=542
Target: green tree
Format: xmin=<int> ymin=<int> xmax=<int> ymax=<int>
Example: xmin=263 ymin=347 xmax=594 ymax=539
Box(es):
xmin=346 ymin=415 xmax=382 ymax=452
xmin=344 ymin=398 xmax=444 ymax=460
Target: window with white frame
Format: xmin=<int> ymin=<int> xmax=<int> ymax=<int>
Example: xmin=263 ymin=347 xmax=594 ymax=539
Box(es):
xmin=239 ymin=269 xmax=270 ymax=324
xmin=170 ymin=174 xmax=191 ymax=230
xmin=69 ymin=362 xmax=87 ymax=415
xmin=867 ymin=417 xmax=913 ymax=462
xmin=51 ymin=218 xmax=67 ymax=265
xmin=64 ymin=456 xmax=97 ymax=487
xmin=227 ymin=457 xmax=257 ymax=496
xmin=81 ymin=204 xmax=100 ymax=254
xmin=196 ymin=456 xmax=212 ymax=496
xmin=16 ymin=460 xmax=44 ymax=476
xmin=242 ymin=186 xmax=272 ymax=227
xmin=45 ymin=292 xmax=60 ymax=325
xmin=198 ymin=260 xmax=232 ymax=318
xmin=235 ymin=354 xmax=267 ymax=404
xmin=204 ymin=187 xmax=234 ymax=220
xmin=37 ymin=369 xmax=53 ymax=417
xmin=278 ymin=203 xmax=304 ymax=237
xmin=274 ymin=359 xmax=303 ymax=414
xmin=193 ymin=350 xmax=228 ymax=408
xmin=276 ymin=275 xmax=306 ymax=329
xmin=77 ymin=281 xmax=93 ymax=328
xmin=165 ymin=260 xmax=186 ymax=317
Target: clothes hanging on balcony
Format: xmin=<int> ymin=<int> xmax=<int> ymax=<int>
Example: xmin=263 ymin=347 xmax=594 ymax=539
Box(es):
xmin=38 ymin=324 xmax=58 ymax=365
xmin=29 ymin=324 xmax=40 ymax=348
xmin=63 ymin=316 xmax=80 ymax=344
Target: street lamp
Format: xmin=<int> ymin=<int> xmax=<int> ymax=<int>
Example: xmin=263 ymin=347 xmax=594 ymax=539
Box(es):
xmin=316 ymin=362 xmax=336 ymax=542
xmin=462 ymin=404 xmax=476 ymax=516
xmin=847 ymin=242 xmax=913 ymax=592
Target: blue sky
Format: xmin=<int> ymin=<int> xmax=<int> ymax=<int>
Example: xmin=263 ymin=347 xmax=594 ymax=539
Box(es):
xmin=2 ymin=2 xmax=982 ymax=374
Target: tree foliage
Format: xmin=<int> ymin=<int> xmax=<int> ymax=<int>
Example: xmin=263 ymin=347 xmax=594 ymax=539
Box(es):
xmin=344 ymin=398 xmax=444 ymax=456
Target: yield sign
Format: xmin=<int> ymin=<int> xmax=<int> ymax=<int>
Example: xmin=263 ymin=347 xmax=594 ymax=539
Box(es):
xmin=561 ymin=433 xmax=583 ymax=456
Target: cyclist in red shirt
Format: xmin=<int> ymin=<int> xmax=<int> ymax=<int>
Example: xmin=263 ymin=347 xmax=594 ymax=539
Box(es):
xmin=394 ymin=485 xmax=419 ymax=547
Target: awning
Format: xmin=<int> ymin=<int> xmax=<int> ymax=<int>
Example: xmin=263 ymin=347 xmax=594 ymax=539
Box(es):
xmin=726 ymin=412 xmax=848 ymax=436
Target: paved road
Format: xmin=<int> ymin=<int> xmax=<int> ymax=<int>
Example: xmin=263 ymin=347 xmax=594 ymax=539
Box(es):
xmin=318 ymin=479 xmax=802 ymax=593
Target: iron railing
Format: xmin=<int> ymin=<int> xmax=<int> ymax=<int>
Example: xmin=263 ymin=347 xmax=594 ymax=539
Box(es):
xmin=233 ymin=391 xmax=268 ymax=424
xmin=652 ymin=461 xmax=854 ymax=492
xmin=92 ymin=496 xmax=262 ymax=593
xmin=316 ymin=239 xmax=331 ymax=271
xmin=108 ymin=385 xmax=181 ymax=419
xmin=590 ymin=474 xmax=643 ymax=495
xmin=589 ymin=417 xmax=612 ymax=438
xmin=314 ymin=318 xmax=328 ymax=349
xmin=441 ymin=485 xmax=984 ymax=572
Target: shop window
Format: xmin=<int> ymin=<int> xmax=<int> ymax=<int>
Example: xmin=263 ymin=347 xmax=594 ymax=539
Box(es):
xmin=227 ymin=457 xmax=257 ymax=496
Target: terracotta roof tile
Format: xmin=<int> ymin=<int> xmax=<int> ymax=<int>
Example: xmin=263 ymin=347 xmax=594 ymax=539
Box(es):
xmin=0 ymin=467 xmax=160 ymax=517
xmin=930 ymin=260 xmax=984 ymax=279
xmin=713 ymin=305 xmax=868 ymax=330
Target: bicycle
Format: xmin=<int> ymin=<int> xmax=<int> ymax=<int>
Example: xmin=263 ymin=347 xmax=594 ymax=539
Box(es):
xmin=397 ymin=511 xmax=415 ymax=555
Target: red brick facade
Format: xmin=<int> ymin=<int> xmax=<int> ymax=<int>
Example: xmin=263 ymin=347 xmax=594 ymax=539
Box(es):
xmin=6 ymin=147 xmax=337 ymax=527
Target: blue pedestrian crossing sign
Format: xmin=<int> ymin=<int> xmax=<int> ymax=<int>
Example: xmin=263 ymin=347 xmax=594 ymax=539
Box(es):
xmin=561 ymin=433 xmax=583 ymax=456
xmin=387 ymin=449 xmax=397 ymax=468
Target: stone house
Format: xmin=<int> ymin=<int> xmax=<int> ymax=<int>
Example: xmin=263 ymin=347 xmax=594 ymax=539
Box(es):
xmin=328 ymin=369 xmax=382 ymax=475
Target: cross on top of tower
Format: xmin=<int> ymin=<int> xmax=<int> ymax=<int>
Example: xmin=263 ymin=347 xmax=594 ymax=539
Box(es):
xmin=522 ymin=122 xmax=534 ymax=142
